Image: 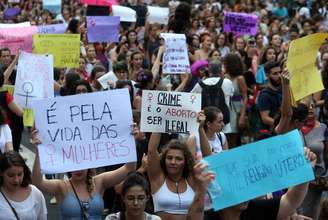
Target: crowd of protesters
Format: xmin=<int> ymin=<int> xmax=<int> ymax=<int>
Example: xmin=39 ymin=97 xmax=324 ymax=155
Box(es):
xmin=1 ymin=0 xmax=328 ymax=219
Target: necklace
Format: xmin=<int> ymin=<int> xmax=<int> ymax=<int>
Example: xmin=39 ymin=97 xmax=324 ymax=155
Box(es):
xmin=167 ymin=177 xmax=182 ymax=208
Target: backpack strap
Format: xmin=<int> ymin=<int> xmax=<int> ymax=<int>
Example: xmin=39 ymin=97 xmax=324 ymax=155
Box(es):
xmin=198 ymin=80 xmax=206 ymax=88
xmin=216 ymin=132 xmax=223 ymax=147
xmin=218 ymin=77 xmax=224 ymax=87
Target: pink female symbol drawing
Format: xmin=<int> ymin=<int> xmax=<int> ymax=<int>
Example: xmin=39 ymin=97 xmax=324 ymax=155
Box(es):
xmin=190 ymin=95 xmax=196 ymax=104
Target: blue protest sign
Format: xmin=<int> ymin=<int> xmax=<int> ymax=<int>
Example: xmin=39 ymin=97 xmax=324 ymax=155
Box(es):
xmin=204 ymin=130 xmax=314 ymax=210
xmin=43 ymin=0 xmax=61 ymax=14
xmin=37 ymin=24 xmax=67 ymax=34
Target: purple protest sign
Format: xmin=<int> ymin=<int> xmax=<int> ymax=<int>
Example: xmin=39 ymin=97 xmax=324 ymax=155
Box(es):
xmin=223 ymin=12 xmax=258 ymax=36
xmin=87 ymin=16 xmax=120 ymax=43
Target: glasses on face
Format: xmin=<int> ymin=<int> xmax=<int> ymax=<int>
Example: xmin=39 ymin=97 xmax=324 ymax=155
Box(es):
xmin=126 ymin=196 xmax=148 ymax=205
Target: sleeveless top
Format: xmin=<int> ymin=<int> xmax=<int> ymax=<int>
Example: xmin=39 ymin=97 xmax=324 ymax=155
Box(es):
xmin=60 ymin=192 xmax=104 ymax=220
xmin=152 ymin=179 xmax=195 ymax=215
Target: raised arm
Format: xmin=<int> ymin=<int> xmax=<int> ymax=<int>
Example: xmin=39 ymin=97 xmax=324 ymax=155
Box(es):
xmin=32 ymin=146 xmax=62 ymax=198
xmin=4 ymin=52 xmax=19 ymax=85
xmin=198 ymin=111 xmax=212 ymax=157
xmin=147 ymin=133 xmax=164 ymax=188
xmin=31 ymin=131 xmax=63 ymax=197
xmin=187 ymin=162 xmax=214 ymax=220
xmin=275 ymin=69 xmax=292 ymax=134
xmin=237 ymin=75 xmax=248 ymax=129
xmin=95 ymin=161 xmax=136 ymax=195
xmin=151 ymin=45 xmax=164 ymax=78
xmin=276 ymin=147 xmax=317 ymax=220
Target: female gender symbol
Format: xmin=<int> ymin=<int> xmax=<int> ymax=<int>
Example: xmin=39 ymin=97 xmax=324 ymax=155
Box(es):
xmin=16 ymin=81 xmax=35 ymax=107
xmin=190 ymin=95 xmax=196 ymax=104
xmin=147 ymin=93 xmax=153 ymax=103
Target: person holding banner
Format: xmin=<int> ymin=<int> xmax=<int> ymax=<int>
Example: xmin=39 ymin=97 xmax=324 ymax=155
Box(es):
xmin=185 ymin=148 xmax=316 ymax=220
xmin=31 ymin=128 xmax=137 ymax=220
xmin=0 ymin=151 xmax=47 ymax=220
xmin=147 ymin=132 xmax=196 ymax=220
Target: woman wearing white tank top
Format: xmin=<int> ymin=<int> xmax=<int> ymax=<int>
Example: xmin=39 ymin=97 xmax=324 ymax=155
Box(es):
xmin=147 ymin=112 xmax=211 ymax=220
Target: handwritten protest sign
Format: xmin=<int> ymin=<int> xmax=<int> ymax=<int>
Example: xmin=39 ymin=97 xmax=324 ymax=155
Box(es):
xmin=31 ymin=89 xmax=136 ymax=174
xmin=223 ymin=12 xmax=258 ymax=36
xmin=43 ymin=0 xmax=61 ymax=14
xmin=81 ymin=0 xmax=117 ymax=6
xmin=33 ymin=34 xmax=80 ymax=68
xmin=14 ymin=51 xmax=54 ymax=109
xmin=87 ymin=16 xmax=120 ymax=43
xmin=147 ymin=6 xmax=169 ymax=24
xmin=97 ymin=71 xmax=118 ymax=89
xmin=0 ymin=22 xmax=30 ymax=28
xmin=37 ymin=23 xmax=67 ymax=34
xmin=204 ymin=129 xmax=314 ymax=211
xmin=0 ymin=26 xmax=37 ymax=53
xmin=287 ymin=33 xmax=327 ymax=101
xmin=112 ymin=5 xmax=136 ymax=22
xmin=140 ymin=90 xmax=201 ymax=134
xmin=161 ymin=33 xmax=190 ymax=74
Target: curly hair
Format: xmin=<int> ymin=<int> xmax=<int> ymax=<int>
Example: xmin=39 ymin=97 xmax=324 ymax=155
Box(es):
xmin=160 ymin=140 xmax=194 ymax=179
xmin=85 ymin=169 xmax=96 ymax=195
xmin=223 ymin=53 xmax=244 ymax=77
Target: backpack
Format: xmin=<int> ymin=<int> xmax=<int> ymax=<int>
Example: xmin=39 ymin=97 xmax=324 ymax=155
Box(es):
xmin=199 ymin=78 xmax=230 ymax=124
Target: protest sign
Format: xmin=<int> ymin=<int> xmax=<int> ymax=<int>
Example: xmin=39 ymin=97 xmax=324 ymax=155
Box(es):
xmin=87 ymin=16 xmax=120 ymax=43
xmin=37 ymin=23 xmax=67 ymax=34
xmin=140 ymin=90 xmax=201 ymax=134
xmin=161 ymin=33 xmax=190 ymax=74
xmin=0 ymin=26 xmax=37 ymax=53
xmin=81 ymin=0 xmax=117 ymax=6
xmin=33 ymin=34 xmax=80 ymax=68
xmin=31 ymin=89 xmax=136 ymax=174
xmin=14 ymin=51 xmax=54 ymax=109
xmin=147 ymin=6 xmax=169 ymax=24
xmin=43 ymin=0 xmax=61 ymax=14
xmin=97 ymin=71 xmax=118 ymax=89
xmin=0 ymin=22 xmax=30 ymax=28
xmin=204 ymin=129 xmax=314 ymax=211
xmin=287 ymin=33 xmax=327 ymax=101
xmin=112 ymin=5 xmax=136 ymax=22
xmin=223 ymin=12 xmax=258 ymax=36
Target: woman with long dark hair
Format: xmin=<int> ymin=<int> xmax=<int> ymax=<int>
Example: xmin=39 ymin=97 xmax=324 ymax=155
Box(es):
xmin=0 ymin=151 xmax=47 ymax=219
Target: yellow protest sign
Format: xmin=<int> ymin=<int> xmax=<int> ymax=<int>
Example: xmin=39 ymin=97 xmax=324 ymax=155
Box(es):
xmin=287 ymin=33 xmax=327 ymax=101
xmin=23 ymin=108 xmax=34 ymax=127
xmin=33 ymin=34 xmax=80 ymax=68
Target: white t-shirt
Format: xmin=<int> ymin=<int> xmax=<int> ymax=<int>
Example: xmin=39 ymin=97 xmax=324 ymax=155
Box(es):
xmin=106 ymin=212 xmax=161 ymax=220
xmin=208 ymin=132 xmax=227 ymax=154
xmin=0 ymin=124 xmax=12 ymax=153
xmin=191 ymin=77 xmax=234 ymax=133
xmin=0 ymin=185 xmax=47 ymax=220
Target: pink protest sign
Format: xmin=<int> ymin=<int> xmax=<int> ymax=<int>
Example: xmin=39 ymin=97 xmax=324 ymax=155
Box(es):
xmin=0 ymin=26 xmax=38 ymax=53
xmin=80 ymin=0 xmax=117 ymax=6
xmin=223 ymin=12 xmax=258 ymax=36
